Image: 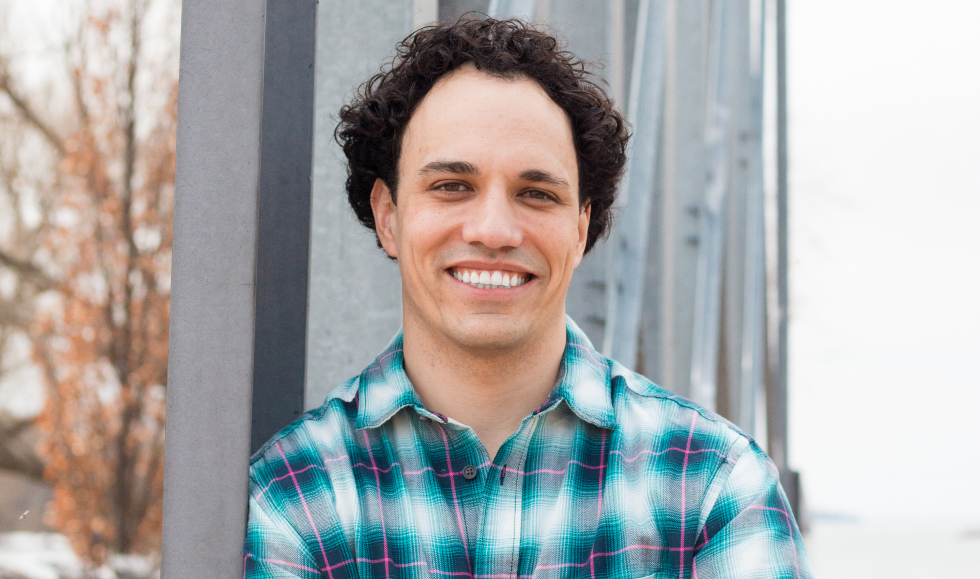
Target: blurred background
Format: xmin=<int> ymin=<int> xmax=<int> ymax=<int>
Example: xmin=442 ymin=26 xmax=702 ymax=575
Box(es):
xmin=787 ymin=1 xmax=980 ymax=576
xmin=0 ymin=0 xmax=978 ymax=578
xmin=0 ymin=0 xmax=177 ymax=576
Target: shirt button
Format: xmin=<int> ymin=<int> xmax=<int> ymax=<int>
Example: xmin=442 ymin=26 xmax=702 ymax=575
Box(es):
xmin=462 ymin=465 xmax=478 ymax=480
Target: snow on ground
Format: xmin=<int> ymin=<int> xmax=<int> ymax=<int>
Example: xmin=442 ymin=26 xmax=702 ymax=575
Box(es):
xmin=0 ymin=533 xmax=158 ymax=579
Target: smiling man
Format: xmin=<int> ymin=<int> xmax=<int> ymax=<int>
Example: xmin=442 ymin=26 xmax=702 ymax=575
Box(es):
xmin=244 ymin=17 xmax=812 ymax=579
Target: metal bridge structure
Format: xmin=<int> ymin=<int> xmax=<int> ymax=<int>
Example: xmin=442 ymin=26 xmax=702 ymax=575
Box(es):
xmin=162 ymin=1 xmax=793 ymax=576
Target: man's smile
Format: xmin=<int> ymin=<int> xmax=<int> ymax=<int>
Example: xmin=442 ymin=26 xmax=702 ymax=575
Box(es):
xmin=448 ymin=266 xmax=531 ymax=289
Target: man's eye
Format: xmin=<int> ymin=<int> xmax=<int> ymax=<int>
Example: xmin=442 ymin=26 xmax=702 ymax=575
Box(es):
xmin=435 ymin=182 xmax=468 ymax=192
xmin=522 ymin=189 xmax=555 ymax=202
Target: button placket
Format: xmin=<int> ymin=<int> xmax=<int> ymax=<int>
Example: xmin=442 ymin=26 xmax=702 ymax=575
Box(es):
xmin=440 ymin=423 xmax=489 ymax=569
xmin=473 ymin=416 xmax=534 ymax=579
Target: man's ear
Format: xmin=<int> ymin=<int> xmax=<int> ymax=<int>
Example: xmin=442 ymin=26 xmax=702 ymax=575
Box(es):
xmin=370 ymin=178 xmax=398 ymax=259
xmin=573 ymin=200 xmax=591 ymax=269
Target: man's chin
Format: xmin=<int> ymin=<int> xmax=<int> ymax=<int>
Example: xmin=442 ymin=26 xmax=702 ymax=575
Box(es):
xmin=443 ymin=314 xmax=535 ymax=353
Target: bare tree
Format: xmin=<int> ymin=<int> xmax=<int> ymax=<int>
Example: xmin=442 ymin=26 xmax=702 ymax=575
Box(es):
xmin=0 ymin=0 xmax=177 ymax=565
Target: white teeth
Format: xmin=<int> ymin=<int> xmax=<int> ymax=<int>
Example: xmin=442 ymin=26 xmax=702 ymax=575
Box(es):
xmin=453 ymin=268 xmax=529 ymax=289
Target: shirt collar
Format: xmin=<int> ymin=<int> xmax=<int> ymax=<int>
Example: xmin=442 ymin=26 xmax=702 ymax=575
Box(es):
xmin=348 ymin=315 xmax=615 ymax=430
xmin=547 ymin=316 xmax=616 ymax=429
xmin=349 ymin=332 xmax=427 ymax=429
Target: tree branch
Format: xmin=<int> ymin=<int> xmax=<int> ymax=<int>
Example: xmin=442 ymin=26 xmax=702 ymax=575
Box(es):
xmin=0 ymin=249 xmax=57 ymax=291
xmin=0 ymin=73 xmax=67 ymax=157
xmin=0 ymin=414 xmax=45 ymax=481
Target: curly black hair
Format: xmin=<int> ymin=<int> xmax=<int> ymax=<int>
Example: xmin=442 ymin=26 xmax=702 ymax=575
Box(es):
xmin=335 ymin=16 xmax=630 ymax=255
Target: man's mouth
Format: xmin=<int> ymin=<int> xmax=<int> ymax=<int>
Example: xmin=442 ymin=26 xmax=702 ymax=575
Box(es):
xmin=449 ymin=267 xmax=530 ymax=289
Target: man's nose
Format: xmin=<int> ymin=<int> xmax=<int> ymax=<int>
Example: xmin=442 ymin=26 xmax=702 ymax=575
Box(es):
xmin=460 ymin=186 xmax=523 ymax=249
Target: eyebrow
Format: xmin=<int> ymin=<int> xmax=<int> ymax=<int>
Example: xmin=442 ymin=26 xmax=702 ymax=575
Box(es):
xmin=519 ymin=169 xmax=570 ymax=188
xmin=419 ymin=160 xmax=479 ymax=176
xmin=418 ymin=161 xmax=570 ymax=188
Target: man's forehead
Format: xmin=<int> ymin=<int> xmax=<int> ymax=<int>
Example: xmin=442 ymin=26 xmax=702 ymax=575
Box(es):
xmin=408 ymin=66 xmax=568 ymax=133
xmin=399 ymin=66 xmax=577 ymax=177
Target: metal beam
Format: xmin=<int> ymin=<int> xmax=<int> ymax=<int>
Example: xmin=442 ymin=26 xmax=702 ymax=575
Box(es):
xmin=768 ymin=0 xmax=790 ymax=483
xmin=717 ymin=0 xmax=750 ymax=423
xmin=250 ymin=0 xmax=317 ymax=455
xmin=688 ymin=0 xmax=734 ymax=411
xmin=488 ymin=0 xmax=536 ymax=19
xmin=553 ymin=0 xmax=635 ymax=353
xmin=737 ymin=0 xmax=766 ymax=433
xmin=656 ymin=0 xmax=709 ymax=398
xmin=305 ymin=0 xmax=414 ymax=409
xmin=602 ymin=0 xmax=669 ymax=370
xmin=438 ymin=0 xmax=491 ymax=21
xmin=415 ymin=0 xmax=439 ymax=27
xmin=162 ymin=0 xmax=265 ymax=575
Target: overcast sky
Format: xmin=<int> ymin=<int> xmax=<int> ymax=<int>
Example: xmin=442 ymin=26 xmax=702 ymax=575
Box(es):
xmin=787 ymin=0 xmax=980 ymax=522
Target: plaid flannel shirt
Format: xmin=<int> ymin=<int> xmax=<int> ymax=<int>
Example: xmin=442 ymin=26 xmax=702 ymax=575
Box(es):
xmin=245 ymin=317 xmax=812 ymax=578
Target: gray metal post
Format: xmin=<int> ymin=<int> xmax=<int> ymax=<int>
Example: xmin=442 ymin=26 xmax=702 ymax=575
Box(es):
xmin=416 ymin=0 xmax=439 ymax=27
xmin=602 ymin=0 xmax=668 ymax=370
xmin=488 ymin=0 xmax=536 ymax=19
xmin=304 ymin=0 xmax=415 ymax=409
xmin=553 ymin=0 xmax=637 ymax=350
xmin=768 ymin=0 xmax=791 ymax=487
xmin=688 ymin=0 xmax=734 ymax=412
xmin=655 ymin=0 xmax=709 ymax=398
xmin=250 ymin=0 xmax=317 ymax=454
xmin=162 ymin=0 xmax=265 ymax=576
xmin=717 ymin=0 xmax=750 ymax=423
xmin=736 ymin=0 xmax=766 ymax=433
xmin=438 ymin=0 xmax=491 ymax=21
xmin=607 ymin=0 xmax=627 ymax=106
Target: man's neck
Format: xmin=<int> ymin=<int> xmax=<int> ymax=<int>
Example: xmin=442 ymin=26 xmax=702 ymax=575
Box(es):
xmin=401 ymin=315 xmax=567 ymax=460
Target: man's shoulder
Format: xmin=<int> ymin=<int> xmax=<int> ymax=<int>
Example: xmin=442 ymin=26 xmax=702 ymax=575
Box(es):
xmin=248 ymin=374 xmax=361 ymax=476
xmin=607 ymin=360 xmax=755 ymax=460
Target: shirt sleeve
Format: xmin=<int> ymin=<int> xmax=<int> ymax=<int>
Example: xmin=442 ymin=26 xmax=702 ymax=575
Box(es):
xmin=243 ymin=455 xmax=358 ymax=579
xmin=691 ymin=442 xmax=814 ymax=579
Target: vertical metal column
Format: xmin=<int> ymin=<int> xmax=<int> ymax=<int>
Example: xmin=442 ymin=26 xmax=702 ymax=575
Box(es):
xmin=415 ymin=0 xmax=439 ymax=28
xmin=162 ymin=0 xmax=266 ymax=575
xmin=655 ymin=0 xmax=709 ymax=398
xmin=608 ymin=0 xmax=627 ymax=106
xmin=304 ymin=0 xmax=414 ymax=409
xmin=688 ymin=0 xmax=734 ymax=411
xmin=737 ymin=0 xmax=766 ymax=433
xmin=438 ymin=0 xmax=491 ymax=21
xmin=250 ymin=0 xmax=317 ymax=454
xmin=717 ymin=0 xmax=750 ymax=423
xmin=602 ymin=0 xmax=669 ymax=370
xmin=767 ymin=0 xmax=793 ymax=501
xmin=555 ymin=0 xmax=635 ymax=349
xmin=488 ymin=0 xmax=536 ymax=19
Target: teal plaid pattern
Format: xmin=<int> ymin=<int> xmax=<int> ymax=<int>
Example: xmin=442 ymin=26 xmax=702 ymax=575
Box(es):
xmin=245 ymin=317 xmax=812 ymax=578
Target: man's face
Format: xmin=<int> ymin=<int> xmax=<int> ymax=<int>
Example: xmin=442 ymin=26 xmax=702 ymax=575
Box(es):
xmin=371 ymin=65 xmax=589 ymax=353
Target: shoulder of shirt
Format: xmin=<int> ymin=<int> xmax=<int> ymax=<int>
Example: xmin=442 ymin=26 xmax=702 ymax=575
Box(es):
xmin=248 ymin=374 xmax=361 ymax=471
xmin=607 ymin=357 xmax=757 ymax=454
